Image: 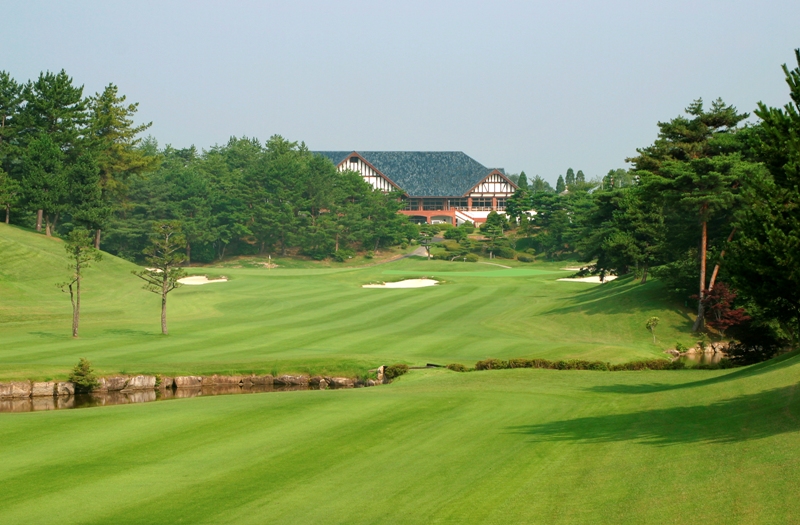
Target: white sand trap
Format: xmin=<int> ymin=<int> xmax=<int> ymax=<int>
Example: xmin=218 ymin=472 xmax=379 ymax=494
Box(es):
xmin=362 ymin=279 xmax=439 ymax=289
xmin=557 ymin=275 xmax=618 ymax=284
xmin=178 ymin=275 xmax=228 ymax=285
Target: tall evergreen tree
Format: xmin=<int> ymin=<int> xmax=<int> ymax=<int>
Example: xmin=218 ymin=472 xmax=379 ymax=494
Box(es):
xmin=517 ymin=171 xmax=529 ymax=189
xmin=565 ymin=168 xmax=575 ymax=187
xmin=19 ymin=70 xmax=87 ymax=232
xmin=729 ymin=49 xmax=800 ymax=348
xmin=576 ymin=170 xmax=585 ymax=183
xmin=630 ymin=98 xmax=752 ymax=331
xmin=87 ymin=84 xmax=159 ymax=248
xmin=556 ymin=175 xmax=566 ymax=193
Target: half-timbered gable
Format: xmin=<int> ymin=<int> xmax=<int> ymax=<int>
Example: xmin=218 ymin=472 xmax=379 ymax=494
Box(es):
xmin=314 ymin=150 xmax=516 ymax=224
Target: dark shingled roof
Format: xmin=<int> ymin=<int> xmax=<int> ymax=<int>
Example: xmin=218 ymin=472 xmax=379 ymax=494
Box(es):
xmin=314 ymin=151 xmax=506 ymax=197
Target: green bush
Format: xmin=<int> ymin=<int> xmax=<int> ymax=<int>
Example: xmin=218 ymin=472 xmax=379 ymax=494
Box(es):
xmin=475 ymin=358 xmax=508 ymax=370
xmin=517 ymin=254 xmax=535 ymax=263
xmin=494 ymin=247 xmax=516 ymax=259
xmin=400 ymin=242 xmax=408 ymax=249
xmin=446 ymin=363 xmax=468 ymax=372
xmin=384 ymin=363 xmax=409 ymax=380
xmin=441 ymin=240 xmax=461 ymax=252
xmin=463 ymin=253 xmax=479 ymax=263
xmin=364 ymin=251 xmax=374 ymax=259
xmin=333 ymin=249 xmax=355 ymax=262
xmin=675 ymin=342 xmax=688 ymax=353
xmin=69 ymin=357 xmax=99 ymax=393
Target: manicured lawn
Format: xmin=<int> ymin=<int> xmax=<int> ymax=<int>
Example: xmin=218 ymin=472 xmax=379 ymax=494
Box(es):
xmin=1 ymin=223 xmax=693 ymax=380
xmin=1 ymin=355 xmax=798 ymax=524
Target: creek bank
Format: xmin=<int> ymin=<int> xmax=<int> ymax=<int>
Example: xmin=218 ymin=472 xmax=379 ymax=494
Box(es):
xmin=0 ymin=366 xmax=389 ymax=413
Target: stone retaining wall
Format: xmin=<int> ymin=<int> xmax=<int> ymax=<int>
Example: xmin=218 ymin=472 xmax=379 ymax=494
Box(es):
xmin=0 ymin=371 xmax=388 ymax=401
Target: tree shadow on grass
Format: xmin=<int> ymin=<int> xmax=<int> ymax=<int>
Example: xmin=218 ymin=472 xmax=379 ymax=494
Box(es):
xmin=545 ymin=275 xmax=693 ymax=323
xmin=104 ymin=329 xmax=158 ymax=337
xmin=508 ymin=383 xmax=800 ymax=445
xmin=588 ymin=353 xmax=800 ymax=395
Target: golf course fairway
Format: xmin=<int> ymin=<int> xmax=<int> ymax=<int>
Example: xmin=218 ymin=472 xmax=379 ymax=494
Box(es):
xmin=1 ymin=223 xmax=693 ymax=380
xmin=1 ymin=357 xmax=799 ymax=524
xmin=2 ymin=223 xmax=798 ymax=524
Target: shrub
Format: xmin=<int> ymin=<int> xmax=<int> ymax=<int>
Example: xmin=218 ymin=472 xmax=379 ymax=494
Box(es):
xmin=517 ymin=254 xmax=535 ymax=263
xmin=474 ymin=358 xmax=507 ymax=370
xmin=460 ymin=253 xmax=479 ymax=263
xmin=400 ymin=242 xmax=408 ymax=249
xmin=69 ymin=357 xmax=99 ymax=393
xmin=364 ymin=251 xmax=374 ymax=259
xmin=494 ymin=247 xmax=516 ymax=259
xmin=384 ymin=363 xmax=409 ymax=380
xmin=506 ymin=358 xmax=531 ymax=368
xmin=446 ymin=363 xmax=468 ymax=372
xmin=675 ymin=342 xmax=688 ymax=353
xmin=333 ymin=249 xmax=355 ymax=262
xmin=725 ymin=320 xmax=786 ymax=365
xmin=441 ymin=240 xmax=461 ymax=252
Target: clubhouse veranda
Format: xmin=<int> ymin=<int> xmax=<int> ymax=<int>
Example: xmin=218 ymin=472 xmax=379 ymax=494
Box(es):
xmin=316 ymin=151 xmax=517 ymax=225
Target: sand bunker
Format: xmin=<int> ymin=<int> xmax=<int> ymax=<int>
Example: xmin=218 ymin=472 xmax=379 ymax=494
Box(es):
xmin=362 ymin=279 xmax=439 ymax=289
xmin=177 ymin=275 xmax=228 ymax=286
xmin=557 ymin=275 xmax=617 ymax=284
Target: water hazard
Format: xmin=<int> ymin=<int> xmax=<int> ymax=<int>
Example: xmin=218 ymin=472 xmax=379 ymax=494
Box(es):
xmin=0 ymin=383 xmax=315 ymax=413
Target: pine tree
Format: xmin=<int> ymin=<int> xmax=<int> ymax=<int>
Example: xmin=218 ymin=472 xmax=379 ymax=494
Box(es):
xmin=517 ymin=171 xmax=529 ymax=190
xmin=133 ymin=221 xmax=187 ymax=335
xmin=630 ymin=98 xmax=752 ymax=331
xmin=59 ymin=228 xmax=102 ymax=338
xmin=565 ymin=168 xmax=575 ymax=187
xmin=556 ymin=175 xmax=566 ymax=193
xmin=87 ymin=84 xmax=159 ymax=248
xmin=576 ymin=170 xmax=585 ymax=183
xmin=729 ymin=49 xmax=800 ymax=348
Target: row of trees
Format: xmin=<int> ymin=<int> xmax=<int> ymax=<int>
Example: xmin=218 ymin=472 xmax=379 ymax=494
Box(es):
xmin=503 ymin=50 xmax=800 ymax=351
xmin=102 ymin=136 xmax=412 ymax=263
xmin=0 ymin=70 xmax=413 ymax=264
xmin=0 ymin=70 xmax=157 ymax=245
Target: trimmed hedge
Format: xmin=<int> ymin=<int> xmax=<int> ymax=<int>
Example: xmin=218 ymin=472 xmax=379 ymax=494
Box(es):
xmin=472 ymin=357 xmax=736 ymax=371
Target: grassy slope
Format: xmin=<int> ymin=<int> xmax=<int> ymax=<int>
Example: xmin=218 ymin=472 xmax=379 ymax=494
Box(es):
xmin=1 ymin=355 xmax=798 ymax=524
xmin=1 ymin=223 xmax=694 ymax=380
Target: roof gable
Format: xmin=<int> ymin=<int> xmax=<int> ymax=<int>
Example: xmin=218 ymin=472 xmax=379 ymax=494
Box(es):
xmin=314 ymin=151 xmax=508 ymax=197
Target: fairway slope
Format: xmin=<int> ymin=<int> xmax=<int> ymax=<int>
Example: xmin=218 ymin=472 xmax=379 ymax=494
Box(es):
xmin=0 ymin=354 xmax=798 ymax=524
xmin=2 ymin=224 xmax=695 ymax=380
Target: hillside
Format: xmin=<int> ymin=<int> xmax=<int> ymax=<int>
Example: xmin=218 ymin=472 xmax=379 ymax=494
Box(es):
xmin=1 ymin=223 xmax=696 ymax=380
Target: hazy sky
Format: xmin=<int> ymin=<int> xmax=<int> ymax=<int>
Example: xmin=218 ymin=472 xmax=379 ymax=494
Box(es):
xmin=4 ymin=1 xmax=799 ymax=184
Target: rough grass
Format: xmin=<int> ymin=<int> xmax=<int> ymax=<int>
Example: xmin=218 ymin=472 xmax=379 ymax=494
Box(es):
xmin=1 ymin=354 xmax=799 ymax=524
xmin=1 ymin=223 xmax=694 ymax=380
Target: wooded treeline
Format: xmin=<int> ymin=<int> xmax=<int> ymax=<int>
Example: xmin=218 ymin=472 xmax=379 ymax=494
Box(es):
xmin=501 ymin=51 xmax=800 ymax=351
xmin=0 ymin=70 xmax=411 ymax=262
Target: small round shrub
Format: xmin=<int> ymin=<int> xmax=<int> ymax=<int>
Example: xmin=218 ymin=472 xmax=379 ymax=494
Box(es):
xmin=517 ymin=254 xmax=535 ymax=263
xmin=446 ymin=363 xmax=468 ymax=372
xmin=384 ymin=363 xmax=409 ymax=380
xmin=364 ymin=250 xmax=374 ymax=259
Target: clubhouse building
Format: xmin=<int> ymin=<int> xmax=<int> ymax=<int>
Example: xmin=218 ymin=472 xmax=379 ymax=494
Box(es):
xmin=315 ymin=151 xmax=517 ymax=225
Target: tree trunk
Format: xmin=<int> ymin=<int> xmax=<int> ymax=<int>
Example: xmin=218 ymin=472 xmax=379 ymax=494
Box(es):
xmin=692 ymin=218 xmax=708 ymax=332
xmin=52 ymin=212 xmax=59 ymax=232
xmin=45 ymin=215 xmax=52 ymax=237
xmin=36 ymin=209 xmax=43 ymax=232
xmin=161 ymin=277 xmax=168 ymax=335
xmin=186 ymin=242 xmax=191 ymax=265
xmin=708 ymin=227 xmax=736 ymax=293
xmin=94 ymin=229 xmax=101 ymax=250
xmin=640 ymin=263 xmax=648 ymax=284
xmin=4 ymin=204 xmax=9 ymax=224
xmin=335 ymin=233 xmax=339 ymax=252
xmin=73 ymin=271 xmax=81 ymax=338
